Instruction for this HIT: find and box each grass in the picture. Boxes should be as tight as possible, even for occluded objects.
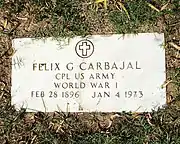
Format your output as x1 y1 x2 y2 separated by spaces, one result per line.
0 0 180 143
109 0 179 34
0 0 4 8
109 0 161 34
31 0 90 38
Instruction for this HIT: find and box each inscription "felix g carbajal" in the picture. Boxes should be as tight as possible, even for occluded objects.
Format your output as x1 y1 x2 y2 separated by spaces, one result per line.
32 61 141 71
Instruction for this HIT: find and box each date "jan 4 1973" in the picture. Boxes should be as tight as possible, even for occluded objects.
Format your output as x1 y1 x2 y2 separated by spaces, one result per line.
31 90 143 99
92 91 143 98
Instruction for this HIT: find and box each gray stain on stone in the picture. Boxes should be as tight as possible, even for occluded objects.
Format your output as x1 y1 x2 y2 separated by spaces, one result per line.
12 56 25 70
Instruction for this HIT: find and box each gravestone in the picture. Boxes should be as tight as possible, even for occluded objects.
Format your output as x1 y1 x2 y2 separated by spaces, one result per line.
11 33 166 112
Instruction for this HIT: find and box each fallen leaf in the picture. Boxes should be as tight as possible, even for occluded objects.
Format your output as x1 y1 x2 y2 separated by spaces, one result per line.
161 0 170 11
0 81 5 91
110 114 120 120
24 113 35 123
147 3 160 12
96 0 107 9
99 119 112 129
169 42 180 51
3 18 8 29
161 80 173 88
117 2 130 20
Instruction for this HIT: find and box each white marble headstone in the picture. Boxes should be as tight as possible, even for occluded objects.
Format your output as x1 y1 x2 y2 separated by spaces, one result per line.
11 33 166 112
